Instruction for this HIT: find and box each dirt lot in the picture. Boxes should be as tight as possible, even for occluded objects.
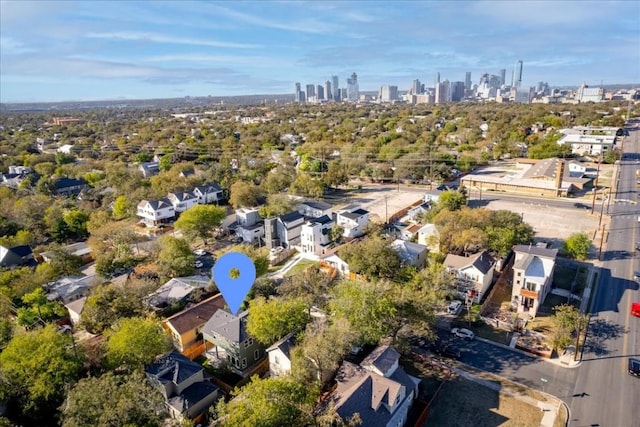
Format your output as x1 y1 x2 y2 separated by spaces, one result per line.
424 377 544 427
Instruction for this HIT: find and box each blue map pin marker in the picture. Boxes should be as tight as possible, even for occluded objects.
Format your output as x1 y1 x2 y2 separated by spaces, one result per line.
213 252 256 316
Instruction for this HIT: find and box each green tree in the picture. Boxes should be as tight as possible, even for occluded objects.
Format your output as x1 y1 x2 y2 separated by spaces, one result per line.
290 173 324 198
550 304 586 351
63 209 89 238
438 189 467 211
329 280 396 344
112 195 129 219
174 204 226 245
246 297 309 345
157 236 195 278
563 232 591 260
17 288 67 328
105 317 171 370
215 376 318 427
0 325 83 421
324 160 349 189
80 284 146 334
339 236 402 280
0 317 14 350
328 224 344 243
225 244 269 277
229 180 261 208
61 371 166 427
258 193 296 218
278 265 332 311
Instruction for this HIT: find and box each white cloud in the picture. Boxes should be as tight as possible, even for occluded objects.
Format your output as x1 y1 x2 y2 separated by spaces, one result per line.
85 31 261 49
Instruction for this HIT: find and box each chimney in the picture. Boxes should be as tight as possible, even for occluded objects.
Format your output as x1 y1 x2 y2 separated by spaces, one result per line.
555 159 565 195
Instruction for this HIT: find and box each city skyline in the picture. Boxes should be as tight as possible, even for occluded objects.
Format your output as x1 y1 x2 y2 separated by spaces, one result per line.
1 0 639 103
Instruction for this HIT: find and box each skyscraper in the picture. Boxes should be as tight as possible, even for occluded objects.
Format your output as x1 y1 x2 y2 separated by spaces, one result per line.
346 72 359 101
435 72 441 86
412 79 421 94
465 72 471 89
499 69 506 86
512 60 523 88
450 81 465 102
325 80 332 101
380 85 398 102
295 82 302 102
435 80 450 103
306 84 315 101
332 75 340 100
316 84 324 101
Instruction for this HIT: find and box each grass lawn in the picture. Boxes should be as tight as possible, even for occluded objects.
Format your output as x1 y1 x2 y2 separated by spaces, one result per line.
424 377 544 427
284 259 318 277
528 312 555 334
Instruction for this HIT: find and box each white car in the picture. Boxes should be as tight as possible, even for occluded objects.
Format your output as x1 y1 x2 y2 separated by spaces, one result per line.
451 328 475 340
194 260 204 268
448 300 463 315
193 249 206 256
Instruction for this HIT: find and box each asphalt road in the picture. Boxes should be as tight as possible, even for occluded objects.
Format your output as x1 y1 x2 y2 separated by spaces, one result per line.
567 121 640 427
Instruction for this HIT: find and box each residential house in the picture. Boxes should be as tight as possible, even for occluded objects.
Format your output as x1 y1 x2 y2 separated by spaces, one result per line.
567 160 587 178
423 189 443 203
163 294 226 359
321 253 350 277
300 215 335 257
7 165 32 175
444 250 496 303
146 350 220 423
417 224 440 253
41 241 93 265
511 245 558 317
137 198 176 226
0 245 34 268
147 275 211 309
139 162 160 178
266 332 297 377
65 297 87 326
336 205 370 239
54 177 88 197
0 166 32 189
179 169 195 178
395 223 422 241
201 310 266 378
264 211 305 249
193 183 224 205
45 274 103 304
390 239 428 268
297 200 333 219
316 345 420 427
167 191 199 213
407 201 431 222
234 208 264 245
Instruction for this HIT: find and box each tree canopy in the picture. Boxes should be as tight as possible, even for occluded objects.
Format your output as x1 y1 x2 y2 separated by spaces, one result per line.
105 317 171 370
174 204 226 244
246 296 309 345
562 232 591 260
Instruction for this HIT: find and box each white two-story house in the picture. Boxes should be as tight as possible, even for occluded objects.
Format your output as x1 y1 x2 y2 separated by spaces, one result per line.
193 183 224 205
297 200 333 219
167 191 199 213
336 205 370 239
444 250 496 303
235 208 265 245
137 198 176 226
511 245 558 317
300 215 335 257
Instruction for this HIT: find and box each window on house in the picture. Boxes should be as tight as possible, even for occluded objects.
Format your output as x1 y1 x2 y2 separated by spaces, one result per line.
242 358 247 369
248 337 253 346
517 272 522 277
254 350 260 360
274 355 280 365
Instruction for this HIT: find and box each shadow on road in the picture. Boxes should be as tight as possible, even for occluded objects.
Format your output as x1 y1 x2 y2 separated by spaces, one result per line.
582 317 629 357
591 268 639 314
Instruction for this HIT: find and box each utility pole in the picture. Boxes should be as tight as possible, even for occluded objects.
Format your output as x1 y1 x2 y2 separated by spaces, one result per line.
598 191 605 228
233 131 240 172
591 155 601 214
598 224 606 261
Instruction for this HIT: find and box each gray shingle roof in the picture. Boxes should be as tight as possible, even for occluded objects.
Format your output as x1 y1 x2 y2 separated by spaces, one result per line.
513 244 558 259
145 350 203 386
202 310 249 343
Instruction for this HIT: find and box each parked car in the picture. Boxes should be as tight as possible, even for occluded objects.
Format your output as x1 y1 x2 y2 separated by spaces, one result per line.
631 302 640 318
629 358 640 378
448 300 463 315
451 328 475 340
193 249 207 256
194 260 204 268
634 272 640 282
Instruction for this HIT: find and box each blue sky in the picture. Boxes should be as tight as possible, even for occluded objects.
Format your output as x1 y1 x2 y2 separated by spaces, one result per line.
1 0 639 103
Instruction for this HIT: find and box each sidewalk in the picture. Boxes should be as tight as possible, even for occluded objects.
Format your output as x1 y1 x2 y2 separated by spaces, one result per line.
474 335 581 368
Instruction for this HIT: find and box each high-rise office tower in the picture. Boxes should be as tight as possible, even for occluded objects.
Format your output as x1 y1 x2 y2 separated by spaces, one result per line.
512 60 523 88
316 84 324 101
380 85 398 102
306 84 315 101
489 74 501 89
435 72 441 85
465 72 471 89
346 72 359 101
332 75 340 100
450 81 465 102
324 80 332 100
499 69 506 86
340 88 347 100
295 82 302 102
435 80 450 103
412 79 421 94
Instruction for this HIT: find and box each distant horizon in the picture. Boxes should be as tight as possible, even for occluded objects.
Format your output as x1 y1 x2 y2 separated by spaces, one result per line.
2 82 639 106
2 1 639 103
